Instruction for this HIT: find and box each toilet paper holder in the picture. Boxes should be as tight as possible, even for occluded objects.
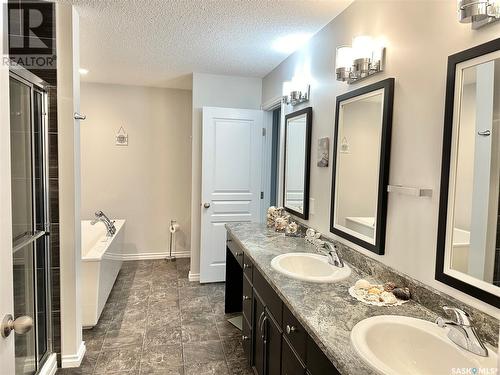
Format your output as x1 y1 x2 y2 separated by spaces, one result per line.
166 220 180 262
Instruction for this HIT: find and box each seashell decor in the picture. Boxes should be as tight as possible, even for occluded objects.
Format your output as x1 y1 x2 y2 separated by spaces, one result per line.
349 278 411 307
267 206 290 233
285 221 301 237
305 228 325 249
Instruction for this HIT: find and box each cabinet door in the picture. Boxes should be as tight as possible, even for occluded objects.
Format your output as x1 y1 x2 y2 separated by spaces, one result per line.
282 338 305 375
253 294 266 375
243 275 253 323
265 310 282 375
242 314 252 367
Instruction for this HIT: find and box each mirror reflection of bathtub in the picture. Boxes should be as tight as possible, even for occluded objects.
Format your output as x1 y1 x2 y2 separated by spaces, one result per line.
81 219 126 328
345 216 375 239
450 228 470 274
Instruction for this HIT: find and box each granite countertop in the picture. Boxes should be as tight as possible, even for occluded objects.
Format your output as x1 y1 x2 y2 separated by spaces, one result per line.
226 222 447 375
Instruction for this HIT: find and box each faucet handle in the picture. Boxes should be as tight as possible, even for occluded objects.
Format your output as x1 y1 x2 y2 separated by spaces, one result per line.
443 306 471 326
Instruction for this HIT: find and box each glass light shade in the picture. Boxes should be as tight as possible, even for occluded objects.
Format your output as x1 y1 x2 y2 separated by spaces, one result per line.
282 81 292 96
488 0 500 17
352 36 374 60
371 38 386 62
336 46 353 70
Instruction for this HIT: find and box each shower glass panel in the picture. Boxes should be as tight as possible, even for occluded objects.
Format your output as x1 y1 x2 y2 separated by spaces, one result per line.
10 71 52 375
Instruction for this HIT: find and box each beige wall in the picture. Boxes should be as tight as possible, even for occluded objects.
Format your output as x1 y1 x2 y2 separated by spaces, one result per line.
80 82 192 258
262 0 500 317
190 73 262 278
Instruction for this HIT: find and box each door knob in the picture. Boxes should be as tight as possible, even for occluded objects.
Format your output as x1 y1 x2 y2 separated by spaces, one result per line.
1 314 33 338
74 112 86 120
478 130 491 136
203 203 210 208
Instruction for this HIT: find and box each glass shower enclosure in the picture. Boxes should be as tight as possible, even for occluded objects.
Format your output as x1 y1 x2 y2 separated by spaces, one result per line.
9 66 53 374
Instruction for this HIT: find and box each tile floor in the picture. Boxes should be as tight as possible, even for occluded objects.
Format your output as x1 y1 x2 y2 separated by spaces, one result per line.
57 258 253 374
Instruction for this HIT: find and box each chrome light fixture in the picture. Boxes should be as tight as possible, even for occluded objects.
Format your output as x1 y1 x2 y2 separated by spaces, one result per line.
335 36 385 84
282 84 310 106
458 0 500 29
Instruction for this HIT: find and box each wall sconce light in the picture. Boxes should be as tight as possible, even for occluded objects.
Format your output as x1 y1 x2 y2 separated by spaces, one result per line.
458 0 500 29
335 36 385 84
282 83 310 106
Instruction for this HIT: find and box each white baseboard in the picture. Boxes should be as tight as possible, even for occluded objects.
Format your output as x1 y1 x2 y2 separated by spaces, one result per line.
114 250 191 261
188 271 200 281
61 341 86 368
39 353 57 375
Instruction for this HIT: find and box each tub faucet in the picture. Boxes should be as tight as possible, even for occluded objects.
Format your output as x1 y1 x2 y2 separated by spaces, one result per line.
436 306 488 357
319 242 344 268
91 210 116 236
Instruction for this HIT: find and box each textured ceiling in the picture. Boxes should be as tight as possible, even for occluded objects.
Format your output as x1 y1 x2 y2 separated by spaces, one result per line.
72 0 352 89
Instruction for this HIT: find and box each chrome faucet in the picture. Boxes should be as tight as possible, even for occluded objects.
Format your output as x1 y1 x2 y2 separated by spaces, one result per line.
91 210 116 236
436 306 488 357
319 242 344 268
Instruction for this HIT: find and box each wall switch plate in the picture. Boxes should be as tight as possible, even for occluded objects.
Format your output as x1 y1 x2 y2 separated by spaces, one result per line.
309 198 315 215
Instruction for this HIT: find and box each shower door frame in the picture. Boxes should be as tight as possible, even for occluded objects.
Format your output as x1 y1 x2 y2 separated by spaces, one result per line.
9 65 54 374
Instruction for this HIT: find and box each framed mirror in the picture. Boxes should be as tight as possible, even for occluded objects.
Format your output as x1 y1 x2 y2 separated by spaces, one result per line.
330 78 394 255
283 107 312 219
436 38 500 308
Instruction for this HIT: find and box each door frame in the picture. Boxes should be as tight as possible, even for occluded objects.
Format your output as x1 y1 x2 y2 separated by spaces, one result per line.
0 1 15 372
261 96 284 217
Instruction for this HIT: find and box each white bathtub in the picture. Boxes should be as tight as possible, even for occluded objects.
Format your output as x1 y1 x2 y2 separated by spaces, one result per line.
81 219 125 328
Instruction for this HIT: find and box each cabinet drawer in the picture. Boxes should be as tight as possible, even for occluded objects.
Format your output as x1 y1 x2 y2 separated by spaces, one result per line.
242 275 253 323
282 305 306 362
242 314 252 366
227 237 244 267
253 268 283 325
306 337 340 375
282 337 306 375
243 254 254 282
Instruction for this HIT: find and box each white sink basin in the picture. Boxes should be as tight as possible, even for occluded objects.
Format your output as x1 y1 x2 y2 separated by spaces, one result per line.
351 315 497 375
270 252 351 283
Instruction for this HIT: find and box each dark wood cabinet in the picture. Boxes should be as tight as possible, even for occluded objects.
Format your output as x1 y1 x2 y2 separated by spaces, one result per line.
282 337 306 375
225 230 340 375
306 336 341 375
253 293 282 375
242 313 252 367
243 275 253 323
282 304 307 363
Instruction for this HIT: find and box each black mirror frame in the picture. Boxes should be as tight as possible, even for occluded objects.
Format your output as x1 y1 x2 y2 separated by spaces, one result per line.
330 78 395 255
283 107 312 220
436 38 500 309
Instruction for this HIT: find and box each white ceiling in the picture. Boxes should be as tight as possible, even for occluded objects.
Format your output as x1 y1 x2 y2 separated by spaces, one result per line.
72 0 352 90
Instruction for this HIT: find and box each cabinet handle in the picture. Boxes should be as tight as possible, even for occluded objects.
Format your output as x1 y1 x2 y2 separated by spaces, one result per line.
235 252 243 257
258 312 266 335
243 263 251 270
286 324 296 334
242 335 249 341
243 295 250 301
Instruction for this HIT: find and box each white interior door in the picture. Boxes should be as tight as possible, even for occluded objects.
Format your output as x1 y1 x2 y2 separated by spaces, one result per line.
200 107 264 283
0 2 15 373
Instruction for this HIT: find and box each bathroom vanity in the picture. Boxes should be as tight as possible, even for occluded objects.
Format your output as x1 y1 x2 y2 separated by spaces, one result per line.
225 227 339 375
224 223 498 375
